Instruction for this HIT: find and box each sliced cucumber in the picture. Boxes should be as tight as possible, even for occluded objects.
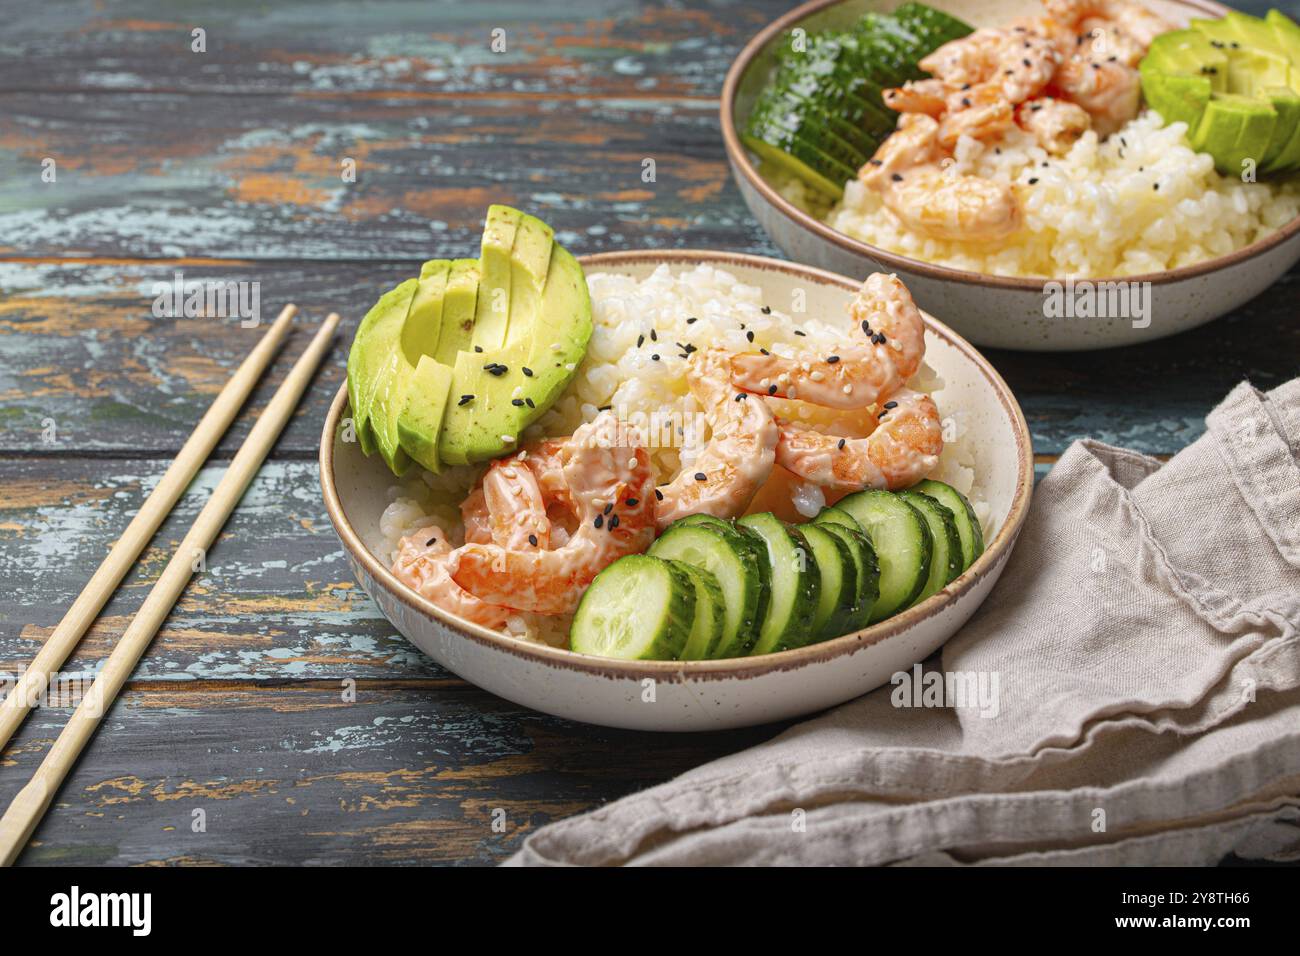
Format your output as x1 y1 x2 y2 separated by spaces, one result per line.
648 520 769 657
909 479 984 571
835 490 932 622
667 560 726 661
811 504 863 532
897 491 962 605
738 513 821 655
799 523 856 641
570 555 695 661
816 522 879 632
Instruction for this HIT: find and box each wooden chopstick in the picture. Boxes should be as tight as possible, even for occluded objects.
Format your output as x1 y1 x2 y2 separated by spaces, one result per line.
0 303 296 754
0 312 340 866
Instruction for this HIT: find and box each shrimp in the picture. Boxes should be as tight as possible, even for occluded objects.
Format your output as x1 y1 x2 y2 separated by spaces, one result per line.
859 113 943 188
1017 96 1091 154
451 412 657 615
392 525 516 629
655 349 778 532
882 164 1021 241
730 272 927 410
775 389 944 492
481 458 550 550
918 28 1008 86
988 30 1061 104
1052 52 1140 137
461 437 571 546
882 78 953 117
937 84 1015 149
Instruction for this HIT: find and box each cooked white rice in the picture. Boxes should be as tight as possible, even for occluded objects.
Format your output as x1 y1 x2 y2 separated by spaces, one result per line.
779 111 1300 279
378 264 990 643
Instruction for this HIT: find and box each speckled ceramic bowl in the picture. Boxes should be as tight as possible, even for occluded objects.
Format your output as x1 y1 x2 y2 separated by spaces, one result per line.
321 252 1034 731
722 0 1300 351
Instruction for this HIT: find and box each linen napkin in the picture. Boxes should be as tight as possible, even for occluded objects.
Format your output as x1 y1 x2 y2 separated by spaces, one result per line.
507 378 1300 866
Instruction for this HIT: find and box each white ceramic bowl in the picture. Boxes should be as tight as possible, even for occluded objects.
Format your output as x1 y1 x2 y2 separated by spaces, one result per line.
722 0 1300 351
320 252 1035 731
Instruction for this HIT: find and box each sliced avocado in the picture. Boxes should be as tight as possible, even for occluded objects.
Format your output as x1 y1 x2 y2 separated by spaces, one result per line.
1192 92 1277 175
438 241 591 465
397 355 455 473
1141 62 1212 129
1267 10 1300 69
432 259 479 367
346 278 417 457
470 205 522 352
505 213 554 349
401 260 450 361
1222 11 1287 57
370 348 413 475
1261 85 1300 171
1225 46 1291 96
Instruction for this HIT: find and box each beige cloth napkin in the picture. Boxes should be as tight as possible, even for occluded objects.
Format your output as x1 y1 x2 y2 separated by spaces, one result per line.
508 378 1300 866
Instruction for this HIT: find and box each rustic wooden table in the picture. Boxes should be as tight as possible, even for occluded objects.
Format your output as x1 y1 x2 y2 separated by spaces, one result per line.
0 0 1295 866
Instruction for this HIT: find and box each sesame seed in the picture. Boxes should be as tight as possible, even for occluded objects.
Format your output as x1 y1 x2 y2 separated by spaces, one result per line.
511 398 524 407
884 400 898 409
1028 177 1039 185
891 173 903 182
528 534 538 547
608 514 620 530
637 334 644 347
425 536 437 547
594 515 604 529
826 355 839 364
522 366 533 377
761 306 771 314
603 503 613 515
837 438 846 450
1153 182 1159 190
625 498 638 507
768 384 778 395
525 397 534 408
746 330 755 342
694 472 707 482
474 345 483 353
686 316 697 324
654 488 664 501
878 411 888 419
458 394 474 406
651 353 660 361
501 434 515 443
794 330 806 337
650 329 657 341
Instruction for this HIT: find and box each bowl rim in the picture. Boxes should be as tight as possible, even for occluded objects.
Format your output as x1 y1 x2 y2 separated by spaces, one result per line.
718 0 1299 289
319 249 1036 680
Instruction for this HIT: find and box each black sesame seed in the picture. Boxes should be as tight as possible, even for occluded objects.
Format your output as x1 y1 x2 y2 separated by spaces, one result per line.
598 404 611 412
768 384 778 395
794 330 806 337
1028 177 1039 185
878 411 888 419
868 158 883 166
654 488 664 501
861 320 871 335
603 503 613 515
891 173 904 182
594 515 604 529
826 355 840 364
522 366 533 377
528 534 538 547
458 394 474 406
650 329 657 341
625 498 639 507
961 97 972 107
525 397 535 408
425 536 438 547
473 345 483 353
884 400 898 409
608 514 620 530
1022 58 1031 67
637 334 644 347
686 316 698 324
761 305 772 314
694 472 707 482
746 330 755 343
837 438 846 450
759 348 769 356
651 353 660 361
511 398 524 407
1153 182 1159 190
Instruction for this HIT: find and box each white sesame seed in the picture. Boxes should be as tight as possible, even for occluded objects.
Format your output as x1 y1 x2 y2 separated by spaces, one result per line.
501 434 514 443
842 384 852 394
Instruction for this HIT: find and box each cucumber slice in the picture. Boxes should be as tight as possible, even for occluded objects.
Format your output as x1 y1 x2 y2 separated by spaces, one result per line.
909 479 984 571
738 513 821 655
570 555 695 660
667 560 726 661
816 522 879 632
892 2 975 51
897 491 962 605
811 504 863 532
649 520 769 657
835 490 932 622
799 523 856 640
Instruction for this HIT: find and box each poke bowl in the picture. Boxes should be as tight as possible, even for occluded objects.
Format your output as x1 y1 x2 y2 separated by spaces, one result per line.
320 226 1034 732
722 0 1300 351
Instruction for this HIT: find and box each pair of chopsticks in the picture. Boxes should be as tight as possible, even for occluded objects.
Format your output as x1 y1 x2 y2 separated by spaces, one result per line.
0 304 339 866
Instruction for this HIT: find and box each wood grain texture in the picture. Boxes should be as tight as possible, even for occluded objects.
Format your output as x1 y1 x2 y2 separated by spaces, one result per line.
0 682 780 865
1 261 1295 458
0 0 789 98
1 0 1296 866
0 91 759 262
